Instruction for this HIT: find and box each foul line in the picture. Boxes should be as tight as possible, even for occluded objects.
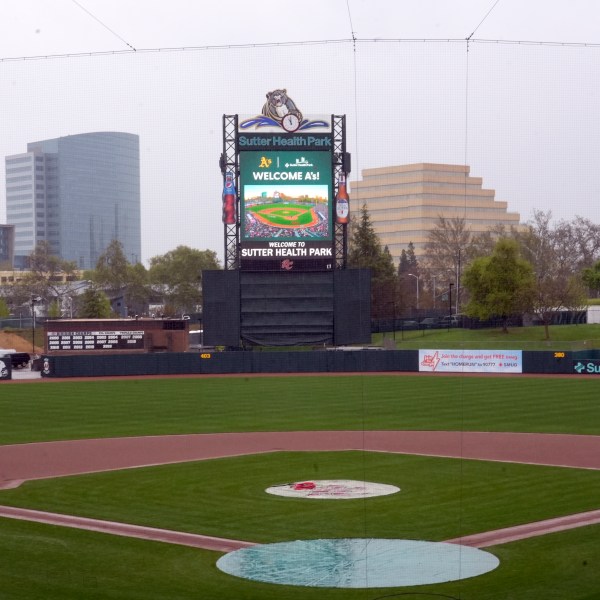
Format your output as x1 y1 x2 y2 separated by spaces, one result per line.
1 504 598 553
0 505 253 553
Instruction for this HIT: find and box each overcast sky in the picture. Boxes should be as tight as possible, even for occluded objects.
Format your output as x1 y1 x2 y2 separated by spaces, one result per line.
1 0 599 265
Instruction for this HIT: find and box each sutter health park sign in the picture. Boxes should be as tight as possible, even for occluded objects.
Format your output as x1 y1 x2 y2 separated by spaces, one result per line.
238 134 332 148
573 359 600 374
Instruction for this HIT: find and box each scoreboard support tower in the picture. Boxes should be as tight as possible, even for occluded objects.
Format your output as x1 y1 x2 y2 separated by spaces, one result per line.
220 113 349 271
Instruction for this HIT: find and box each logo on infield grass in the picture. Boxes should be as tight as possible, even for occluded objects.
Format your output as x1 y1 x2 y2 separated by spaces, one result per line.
266 479 400 499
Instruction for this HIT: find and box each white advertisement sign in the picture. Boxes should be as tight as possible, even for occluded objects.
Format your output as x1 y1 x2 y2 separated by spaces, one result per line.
419 349 523 373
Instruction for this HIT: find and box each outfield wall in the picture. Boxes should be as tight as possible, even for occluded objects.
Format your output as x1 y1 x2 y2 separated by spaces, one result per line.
39 349 587 378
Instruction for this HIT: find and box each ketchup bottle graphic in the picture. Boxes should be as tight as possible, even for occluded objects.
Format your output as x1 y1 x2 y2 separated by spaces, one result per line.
222 171 236 224
335 172 349 224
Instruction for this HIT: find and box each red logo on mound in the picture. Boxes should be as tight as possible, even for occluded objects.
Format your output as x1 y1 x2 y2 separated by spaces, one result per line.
293 481 316 490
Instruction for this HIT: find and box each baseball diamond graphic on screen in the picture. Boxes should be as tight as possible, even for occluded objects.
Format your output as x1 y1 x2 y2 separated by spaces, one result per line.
239 151 332 243
243 185 329 239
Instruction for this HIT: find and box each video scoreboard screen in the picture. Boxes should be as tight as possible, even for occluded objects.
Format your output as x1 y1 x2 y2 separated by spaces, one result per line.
235 112 335 272
238 150 333 270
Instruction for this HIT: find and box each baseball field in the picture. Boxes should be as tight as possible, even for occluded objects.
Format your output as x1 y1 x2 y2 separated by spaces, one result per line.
247 202 318 228
1 374 599 599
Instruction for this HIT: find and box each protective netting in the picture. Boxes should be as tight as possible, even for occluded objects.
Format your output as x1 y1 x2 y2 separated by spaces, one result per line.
2 40 597 261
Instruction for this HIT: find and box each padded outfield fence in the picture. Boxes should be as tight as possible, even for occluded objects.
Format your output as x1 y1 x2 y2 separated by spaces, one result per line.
36 349 600 378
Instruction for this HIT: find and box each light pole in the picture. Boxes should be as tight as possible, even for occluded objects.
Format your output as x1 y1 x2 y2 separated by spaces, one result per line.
456 248 461 316
445 268 457 314
408 273 419 310
431 275 437 309
30 296 38 355
30 295 43 354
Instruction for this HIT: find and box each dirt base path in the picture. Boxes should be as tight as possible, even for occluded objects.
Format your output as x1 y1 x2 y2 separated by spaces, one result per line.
1 430 599 551
2 431 600 487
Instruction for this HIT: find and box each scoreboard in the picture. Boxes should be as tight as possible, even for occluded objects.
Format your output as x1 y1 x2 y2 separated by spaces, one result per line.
47 330 145 351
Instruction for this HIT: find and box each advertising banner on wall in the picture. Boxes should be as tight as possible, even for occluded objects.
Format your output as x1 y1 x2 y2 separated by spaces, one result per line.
572 359 600 375
419 349 523 373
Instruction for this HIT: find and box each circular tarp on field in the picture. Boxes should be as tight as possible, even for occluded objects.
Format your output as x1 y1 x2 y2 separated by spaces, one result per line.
216 538 500 588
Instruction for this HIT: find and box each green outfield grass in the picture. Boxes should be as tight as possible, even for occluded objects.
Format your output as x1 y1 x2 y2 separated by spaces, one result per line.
1 375 599 599
1 375 599 445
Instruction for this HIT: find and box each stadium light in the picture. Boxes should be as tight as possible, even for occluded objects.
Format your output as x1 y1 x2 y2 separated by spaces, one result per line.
408 273 419 310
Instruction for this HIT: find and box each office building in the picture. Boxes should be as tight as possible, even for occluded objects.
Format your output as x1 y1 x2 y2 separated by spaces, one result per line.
0 225 14 269
5 132 140 269
350 163 521 262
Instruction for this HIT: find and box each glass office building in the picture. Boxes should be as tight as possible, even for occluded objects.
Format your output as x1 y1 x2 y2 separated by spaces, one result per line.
0 224 15 269
5 132 140 269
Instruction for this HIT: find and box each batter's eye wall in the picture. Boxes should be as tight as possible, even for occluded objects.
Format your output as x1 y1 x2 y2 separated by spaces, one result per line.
203 269 241 347
333 269 371 346
203 269 371 347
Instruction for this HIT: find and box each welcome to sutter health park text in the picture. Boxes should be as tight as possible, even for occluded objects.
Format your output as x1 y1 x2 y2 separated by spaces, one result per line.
241 241 332 257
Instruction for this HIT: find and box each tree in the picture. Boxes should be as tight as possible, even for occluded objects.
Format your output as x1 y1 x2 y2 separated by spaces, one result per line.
462 238 536 333
470 223 512 258
91 240 130 290
515 211 588 339
397 242 420 312
398 249 409 276
423 216 473 312
126 262 152 316
89 240 151 316
11 242 79 313
78 287 113 318
0 297 9 318
552 216 600 271
582 260 600 297
404 242 418 275
47 299 62 319
148 246 221 315
348 204 397 319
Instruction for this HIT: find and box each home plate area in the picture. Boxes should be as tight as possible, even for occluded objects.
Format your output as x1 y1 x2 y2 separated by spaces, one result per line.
216 538 500 588
216 479 500 588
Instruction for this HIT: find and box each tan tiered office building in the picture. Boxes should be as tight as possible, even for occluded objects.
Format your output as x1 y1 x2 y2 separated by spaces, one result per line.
349 163 521 262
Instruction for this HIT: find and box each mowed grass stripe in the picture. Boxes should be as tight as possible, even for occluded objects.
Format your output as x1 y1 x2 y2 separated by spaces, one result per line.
2 374 600 599
1 452 599 543
1 375 599 445
1 514 597 600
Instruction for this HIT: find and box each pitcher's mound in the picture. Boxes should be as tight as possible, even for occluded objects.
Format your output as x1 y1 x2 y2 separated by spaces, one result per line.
266 479 400 499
